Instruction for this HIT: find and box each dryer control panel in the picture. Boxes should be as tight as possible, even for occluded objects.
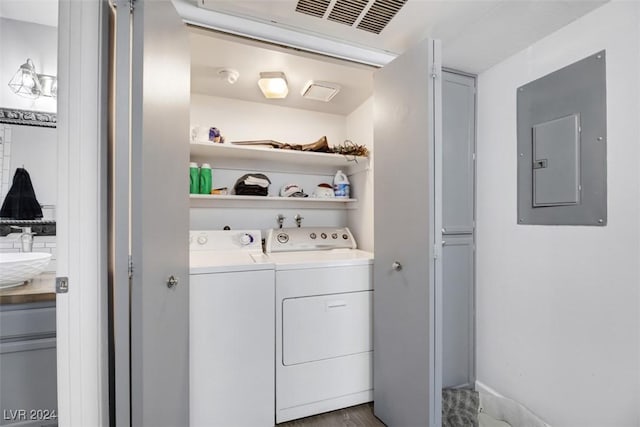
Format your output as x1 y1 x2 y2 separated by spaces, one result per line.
265 227 356 253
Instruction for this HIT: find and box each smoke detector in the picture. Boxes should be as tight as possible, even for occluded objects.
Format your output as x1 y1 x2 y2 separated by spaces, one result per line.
218 68 240 84
301 80 341 102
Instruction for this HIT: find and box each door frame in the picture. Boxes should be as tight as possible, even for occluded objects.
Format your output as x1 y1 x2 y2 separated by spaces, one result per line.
56 3 451 425
433 42 444 427
56 0 110 425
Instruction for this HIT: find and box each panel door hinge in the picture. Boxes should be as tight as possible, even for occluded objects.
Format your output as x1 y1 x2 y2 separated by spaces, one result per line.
433 243 439 259
128 255 134 279
431 64 439 80
472 153 476 161
112 0 135 12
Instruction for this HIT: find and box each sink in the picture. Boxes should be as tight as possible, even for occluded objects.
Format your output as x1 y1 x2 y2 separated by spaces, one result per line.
0 252 52 289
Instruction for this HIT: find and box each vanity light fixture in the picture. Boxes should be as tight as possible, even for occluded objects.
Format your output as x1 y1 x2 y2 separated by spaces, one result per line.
7 58 57 99
258 71 288 99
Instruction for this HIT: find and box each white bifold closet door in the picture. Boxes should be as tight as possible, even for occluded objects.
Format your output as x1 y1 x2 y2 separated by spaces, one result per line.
373 38 443 427
442 71 476 389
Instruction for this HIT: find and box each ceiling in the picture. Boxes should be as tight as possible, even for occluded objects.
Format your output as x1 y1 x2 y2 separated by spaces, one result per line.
189 27 375 115
190 0 607 115
197 0 608 73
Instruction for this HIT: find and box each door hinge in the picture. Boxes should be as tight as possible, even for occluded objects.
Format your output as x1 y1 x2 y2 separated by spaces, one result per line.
128 255 134 279
433 243 439 259
112 0 135 12
431 64 439 80
472 153 476 161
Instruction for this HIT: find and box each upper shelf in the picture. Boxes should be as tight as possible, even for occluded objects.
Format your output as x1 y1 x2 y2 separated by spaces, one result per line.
189 142 369 175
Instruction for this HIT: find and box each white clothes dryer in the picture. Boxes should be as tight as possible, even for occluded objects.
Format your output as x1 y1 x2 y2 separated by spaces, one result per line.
189 229 274 427
262 227 374 423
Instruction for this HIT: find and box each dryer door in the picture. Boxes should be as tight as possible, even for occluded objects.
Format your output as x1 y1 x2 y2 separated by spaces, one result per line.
282 290 373 366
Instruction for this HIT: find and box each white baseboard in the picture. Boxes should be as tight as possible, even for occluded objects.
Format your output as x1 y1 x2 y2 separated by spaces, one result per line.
475 380 505 398
474 381 552 427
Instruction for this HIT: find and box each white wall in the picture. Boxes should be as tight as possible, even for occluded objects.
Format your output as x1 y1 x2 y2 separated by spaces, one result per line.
191 94 346 146
0 18 57 113
476 2 640 426
346 97 374 252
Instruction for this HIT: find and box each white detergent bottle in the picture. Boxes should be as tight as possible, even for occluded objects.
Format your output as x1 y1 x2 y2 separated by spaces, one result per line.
333 170 350 198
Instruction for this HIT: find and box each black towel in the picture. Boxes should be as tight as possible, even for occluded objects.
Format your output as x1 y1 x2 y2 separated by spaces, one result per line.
233 173 271 197
0 168 43 220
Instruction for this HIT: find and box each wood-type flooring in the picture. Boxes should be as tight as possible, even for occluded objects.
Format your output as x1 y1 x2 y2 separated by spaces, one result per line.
278 403 386 427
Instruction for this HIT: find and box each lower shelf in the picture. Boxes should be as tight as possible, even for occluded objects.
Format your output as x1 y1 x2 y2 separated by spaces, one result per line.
190 194 358 209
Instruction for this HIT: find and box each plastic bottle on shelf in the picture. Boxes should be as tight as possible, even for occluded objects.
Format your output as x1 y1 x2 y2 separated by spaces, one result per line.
333 170 350 199
199 163 212 195
190 162 200 194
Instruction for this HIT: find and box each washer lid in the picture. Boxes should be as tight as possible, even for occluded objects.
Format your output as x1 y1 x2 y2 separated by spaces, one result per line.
190 252 273 274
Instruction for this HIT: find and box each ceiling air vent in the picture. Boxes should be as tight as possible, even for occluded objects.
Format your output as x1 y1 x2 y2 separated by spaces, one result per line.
295 0 407 35
328 0 369 26
301 80 341 102
357 0 407 34
295 0 331 18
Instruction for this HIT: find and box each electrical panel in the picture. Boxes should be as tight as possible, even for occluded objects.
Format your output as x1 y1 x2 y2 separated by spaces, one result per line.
517 51 607 226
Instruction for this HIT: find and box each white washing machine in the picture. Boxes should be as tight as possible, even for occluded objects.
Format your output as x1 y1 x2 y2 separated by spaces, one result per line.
263 227 374 423
189 229 274 427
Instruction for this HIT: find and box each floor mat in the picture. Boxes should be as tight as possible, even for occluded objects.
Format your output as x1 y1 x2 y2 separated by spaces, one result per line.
442 388 479 427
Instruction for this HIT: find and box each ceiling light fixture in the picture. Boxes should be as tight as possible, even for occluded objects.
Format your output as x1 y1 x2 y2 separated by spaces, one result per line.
258 72 288 99
301 80 341 102
7 58 57 99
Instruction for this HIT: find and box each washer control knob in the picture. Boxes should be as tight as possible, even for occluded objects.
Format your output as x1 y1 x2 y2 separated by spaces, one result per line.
197 235 208 245
342 234 349 240
331 233 338 239
240 233 254 246
310 232 317 239
320 233 327 239
277 233 289 244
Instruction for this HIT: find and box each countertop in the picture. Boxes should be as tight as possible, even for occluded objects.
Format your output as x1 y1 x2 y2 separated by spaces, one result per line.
0 272 56 304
